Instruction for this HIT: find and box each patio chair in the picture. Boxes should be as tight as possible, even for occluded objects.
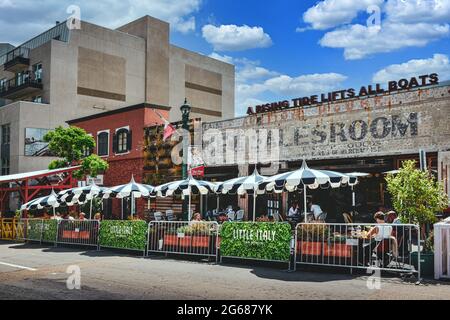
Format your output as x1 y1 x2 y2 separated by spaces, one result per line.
166 210 175 221
154 212 164 222
343 213 353 224
235 210 244 221
316 212 327 221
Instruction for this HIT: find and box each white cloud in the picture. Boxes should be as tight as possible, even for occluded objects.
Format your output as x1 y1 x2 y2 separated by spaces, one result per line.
202 24 273 51
208 53 347 116
208 52 234 64
235 71 348 116
0 0 201 45
385 0 450 24
303 0 384 30
257 73 348 96
320 22 449 60
373 54 450 83
209 53 279 83
302 0 450 60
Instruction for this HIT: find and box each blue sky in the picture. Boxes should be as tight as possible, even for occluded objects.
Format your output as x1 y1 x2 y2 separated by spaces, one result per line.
1 0 449 116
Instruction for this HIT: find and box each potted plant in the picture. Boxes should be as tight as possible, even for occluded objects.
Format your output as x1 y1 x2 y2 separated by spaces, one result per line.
163 225 179 247
386 160 448 277
325 233 353 258
297 223 330 256
190 223 215 249
176 225 193 247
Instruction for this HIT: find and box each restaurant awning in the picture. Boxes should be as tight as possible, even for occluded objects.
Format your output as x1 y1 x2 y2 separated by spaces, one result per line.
0 166 79 214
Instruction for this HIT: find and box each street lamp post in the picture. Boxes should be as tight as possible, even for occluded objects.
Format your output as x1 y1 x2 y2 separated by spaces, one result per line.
180 98 191 220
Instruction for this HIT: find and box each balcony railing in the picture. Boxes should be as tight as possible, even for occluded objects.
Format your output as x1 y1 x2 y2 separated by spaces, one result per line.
1 47 30 72
0 71 43 99
1 21 70 68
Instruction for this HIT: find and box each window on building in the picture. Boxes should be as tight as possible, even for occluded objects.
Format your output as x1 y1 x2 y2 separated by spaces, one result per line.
267 196 280 218
33 63 43 82
1 158 9 175
97 131 109 156
32 96 43 103
114 128 132 154
0 78 6 91
1 124 11 176
2 124 10 145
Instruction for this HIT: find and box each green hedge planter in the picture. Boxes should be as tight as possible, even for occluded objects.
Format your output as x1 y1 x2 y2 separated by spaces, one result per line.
41 220 57 243
26 220 44 241
99 220 148 251
220 222 292 262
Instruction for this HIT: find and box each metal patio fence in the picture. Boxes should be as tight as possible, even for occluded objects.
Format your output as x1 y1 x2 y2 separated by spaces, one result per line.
56 220 100 248
147 221 219 260
294 222 421 279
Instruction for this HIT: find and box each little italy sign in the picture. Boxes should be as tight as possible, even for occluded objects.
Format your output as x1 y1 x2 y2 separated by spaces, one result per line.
233 229 276 242
220 223 292 262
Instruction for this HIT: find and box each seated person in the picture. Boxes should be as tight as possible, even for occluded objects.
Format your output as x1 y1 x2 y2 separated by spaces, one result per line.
191 212 203 222
307 197 323 220
367 212 393 241
217 213 229 224
287 202 300 219
361 212 396 265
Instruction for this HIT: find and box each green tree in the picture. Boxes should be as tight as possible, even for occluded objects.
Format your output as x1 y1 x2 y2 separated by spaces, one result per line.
386 160 448 225
44 126 108 179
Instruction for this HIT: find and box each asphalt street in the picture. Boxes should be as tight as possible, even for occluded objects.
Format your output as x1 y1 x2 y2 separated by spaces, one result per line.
0 241 449 300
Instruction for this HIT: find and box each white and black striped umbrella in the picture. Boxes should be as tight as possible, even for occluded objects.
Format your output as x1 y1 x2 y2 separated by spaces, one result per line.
261 160 357 223
155 175 217 197
215 169 267 222
154 176 217 220
215 169 267 195
58 182 112 202
109 176 155 199
261 160 357 193
20 190 61 212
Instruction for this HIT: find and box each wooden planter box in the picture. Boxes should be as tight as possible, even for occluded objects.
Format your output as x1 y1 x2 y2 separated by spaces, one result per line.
179 236 192 247
298 241 322 256
62 230 90 240
164 235 178 246
62 230 74 239
324 243 352 258
78 231 90 240
192 236 210 248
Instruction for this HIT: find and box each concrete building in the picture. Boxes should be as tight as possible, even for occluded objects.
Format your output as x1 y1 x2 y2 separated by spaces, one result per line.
0 16 235 175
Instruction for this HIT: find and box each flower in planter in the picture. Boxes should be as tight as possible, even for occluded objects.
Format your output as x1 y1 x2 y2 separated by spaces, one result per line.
298 224 330 241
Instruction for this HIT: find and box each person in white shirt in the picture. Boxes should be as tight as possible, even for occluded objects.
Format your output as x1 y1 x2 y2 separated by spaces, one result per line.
288 202 299 218
307 198 323 220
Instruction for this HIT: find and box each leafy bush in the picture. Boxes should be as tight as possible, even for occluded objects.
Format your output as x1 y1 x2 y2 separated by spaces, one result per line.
386 160 448 225
297 224 330 241
99 220 148 250
176 223 216 236
220 222 292 261
42 220 57 243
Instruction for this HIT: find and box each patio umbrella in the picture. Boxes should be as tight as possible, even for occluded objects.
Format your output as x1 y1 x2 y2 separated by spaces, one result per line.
347 172 370 207
58 182 112 219
384 169 400 175
261 160 358 223
154 175 217 220
109 176 155 219
214 169 267 222
20 190 61 217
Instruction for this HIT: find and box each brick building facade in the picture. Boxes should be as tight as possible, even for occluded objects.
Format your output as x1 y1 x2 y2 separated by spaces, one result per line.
67 103 169 218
